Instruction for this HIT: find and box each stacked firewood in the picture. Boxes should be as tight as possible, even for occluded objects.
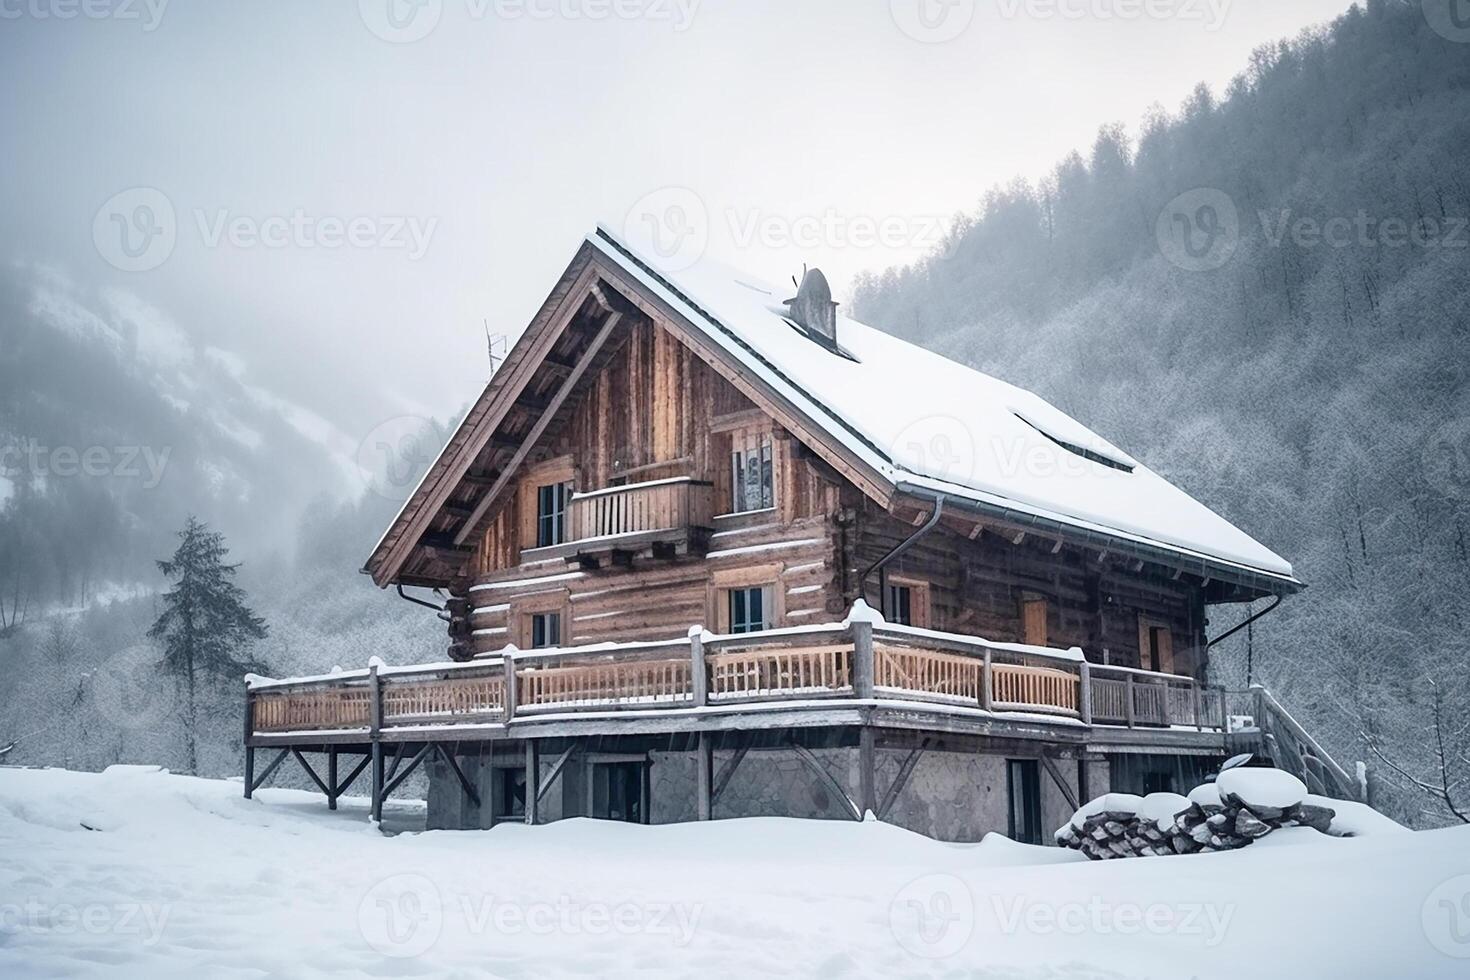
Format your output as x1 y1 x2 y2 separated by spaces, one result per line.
1054 769 1338 860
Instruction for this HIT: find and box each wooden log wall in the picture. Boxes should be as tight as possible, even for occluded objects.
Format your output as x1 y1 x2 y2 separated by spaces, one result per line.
854 501 1207 677
450 314 1209 678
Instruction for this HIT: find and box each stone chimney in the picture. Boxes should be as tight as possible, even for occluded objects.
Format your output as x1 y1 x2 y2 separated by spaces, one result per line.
784 267 839 350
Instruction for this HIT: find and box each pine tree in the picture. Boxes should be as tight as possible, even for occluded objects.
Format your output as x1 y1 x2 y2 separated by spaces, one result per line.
148 517 268 773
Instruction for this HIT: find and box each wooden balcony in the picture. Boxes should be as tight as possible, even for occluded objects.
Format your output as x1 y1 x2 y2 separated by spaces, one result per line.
535 477 714 567
246 619 1236 746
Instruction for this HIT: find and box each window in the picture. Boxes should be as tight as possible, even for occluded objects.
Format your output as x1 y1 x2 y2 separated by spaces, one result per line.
886 584 913 626
727 586 771 634
883 578 929 627
1007 759 1042 845
531 612 561 649
730 432 774 513
1021 596 1048 646
536 481 572 547
495 767 526 820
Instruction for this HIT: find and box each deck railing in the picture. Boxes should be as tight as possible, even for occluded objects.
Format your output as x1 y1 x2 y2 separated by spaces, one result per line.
246 618 1231 737
566 477 714 543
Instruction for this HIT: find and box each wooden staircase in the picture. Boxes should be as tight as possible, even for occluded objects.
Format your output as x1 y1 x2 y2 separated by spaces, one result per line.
1231 685 1364 802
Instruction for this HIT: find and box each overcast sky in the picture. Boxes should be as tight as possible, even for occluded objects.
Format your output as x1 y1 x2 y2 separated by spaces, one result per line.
2 0 1360 490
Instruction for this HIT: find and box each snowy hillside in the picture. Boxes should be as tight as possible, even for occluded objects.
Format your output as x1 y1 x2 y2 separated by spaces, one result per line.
0 766 1466 978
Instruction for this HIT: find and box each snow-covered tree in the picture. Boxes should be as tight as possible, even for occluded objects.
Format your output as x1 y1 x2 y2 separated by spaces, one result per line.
148 517 268 773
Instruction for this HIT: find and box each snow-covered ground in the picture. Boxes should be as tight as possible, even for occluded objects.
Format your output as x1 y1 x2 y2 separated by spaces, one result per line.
0 766 1467 978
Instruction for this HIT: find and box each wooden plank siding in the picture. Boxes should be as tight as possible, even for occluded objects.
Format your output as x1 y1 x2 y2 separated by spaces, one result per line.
448 309 1210 684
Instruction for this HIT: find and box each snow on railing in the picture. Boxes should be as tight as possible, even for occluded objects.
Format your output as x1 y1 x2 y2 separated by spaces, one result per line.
244 602 1225 736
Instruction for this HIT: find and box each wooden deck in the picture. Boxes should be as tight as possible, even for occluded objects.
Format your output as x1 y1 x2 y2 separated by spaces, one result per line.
246 620 1239 749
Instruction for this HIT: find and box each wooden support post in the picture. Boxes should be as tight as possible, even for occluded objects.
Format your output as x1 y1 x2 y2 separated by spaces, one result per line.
370 742 384 824
369 661 384 824
858 727 877 818
1078 659 1093 726
242 681 256 799
690 629 708 708
1191 681 1202 731
1125 672 1136 728
503 652 518 721
981 648 994 711
852 620 874 699
327 748 339 810
525 740 539 826
696 731 713 821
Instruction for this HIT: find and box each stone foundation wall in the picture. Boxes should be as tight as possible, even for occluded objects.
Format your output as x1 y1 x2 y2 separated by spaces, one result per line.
425 738 1197 844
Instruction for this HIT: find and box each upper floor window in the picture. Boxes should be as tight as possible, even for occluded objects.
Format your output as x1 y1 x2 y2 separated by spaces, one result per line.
727 586 771 634
884 578 930 628
730 431 774 513
531 612 561 649
536 482 572 547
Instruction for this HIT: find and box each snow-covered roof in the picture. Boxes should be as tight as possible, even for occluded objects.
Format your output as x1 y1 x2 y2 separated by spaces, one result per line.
589 226 1298 589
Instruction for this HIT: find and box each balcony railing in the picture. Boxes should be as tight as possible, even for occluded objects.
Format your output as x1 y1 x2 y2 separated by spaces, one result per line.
246 617 1233 738
567 477 713 542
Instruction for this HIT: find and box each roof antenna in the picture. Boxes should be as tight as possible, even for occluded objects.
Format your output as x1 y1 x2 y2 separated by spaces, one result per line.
485 320 506 377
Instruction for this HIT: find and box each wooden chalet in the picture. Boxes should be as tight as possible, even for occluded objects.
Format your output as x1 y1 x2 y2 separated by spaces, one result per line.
242 227 1359 840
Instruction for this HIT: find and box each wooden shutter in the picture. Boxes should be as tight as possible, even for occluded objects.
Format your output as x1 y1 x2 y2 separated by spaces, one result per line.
1022 596 1048 646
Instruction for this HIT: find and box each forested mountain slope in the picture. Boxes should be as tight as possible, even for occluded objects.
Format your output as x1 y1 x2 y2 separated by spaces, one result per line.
853 0 1470 826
